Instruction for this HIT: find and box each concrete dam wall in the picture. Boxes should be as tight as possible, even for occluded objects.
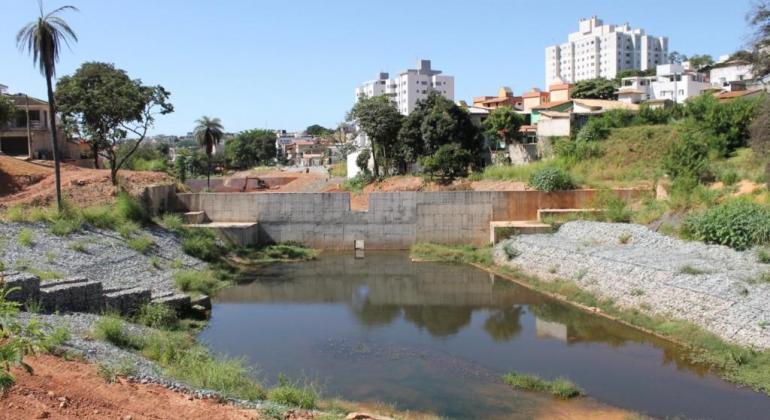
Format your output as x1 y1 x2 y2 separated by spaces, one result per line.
175 189 643 249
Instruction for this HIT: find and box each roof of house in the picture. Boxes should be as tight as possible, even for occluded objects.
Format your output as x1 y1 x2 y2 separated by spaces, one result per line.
616 89 646 95
531 100 572 110
539 111 571 119
713 89 764 101
4 93 48 107
573 99 640 111
519 125 537 132
522 90 547 99
549 83 573 91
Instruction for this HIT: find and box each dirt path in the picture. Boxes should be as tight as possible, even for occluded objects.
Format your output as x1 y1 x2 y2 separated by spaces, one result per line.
1 355 263 420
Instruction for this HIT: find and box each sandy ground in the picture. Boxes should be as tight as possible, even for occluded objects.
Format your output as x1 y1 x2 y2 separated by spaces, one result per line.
1 355 263 420
0 156 171 208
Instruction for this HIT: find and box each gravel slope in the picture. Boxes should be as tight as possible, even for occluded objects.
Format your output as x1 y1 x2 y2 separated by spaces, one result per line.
495 221 770 349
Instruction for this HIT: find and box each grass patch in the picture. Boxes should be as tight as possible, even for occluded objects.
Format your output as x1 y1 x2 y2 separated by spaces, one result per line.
69 240 88 253
25 267 63 281
181 228 224 262
267 375 318 409
329 163 346 178
678 265 709 275
81 205 119 229
158 213 184 232
92 316 145 350
236 242 319 263
411 242 770 395
173 269 223 296
135 303 178 330
410 242 492 266
127 235 154 254
117 220 140 239
618 232 632 244
17 228 34 247
502 371 583 399
97 359 137 383
757 248 770 264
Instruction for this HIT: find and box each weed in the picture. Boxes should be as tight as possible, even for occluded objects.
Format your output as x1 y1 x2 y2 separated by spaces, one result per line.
127 235 154 254
181 229 223 262
760 321 769 329
92 316 144 350
678 265 709 275
502 243 520 260
630 288 645 297
158 213 184 232
502 371 583 399
25 267 63 281
548 265 558 274
618 232 632 244
69 240 88 253
48 216 83 236
574 268 589 281
97 359 138 383
117 221 140 239
149 257 163 269
267 374 318 409
45 251 56 264
173 270 223 296
114 192 148 223
747 272 770 285
17 228 34 247
757 248 770 264
170 258 185 269
136 303 178 330
262 406 287 420
81 206 119 229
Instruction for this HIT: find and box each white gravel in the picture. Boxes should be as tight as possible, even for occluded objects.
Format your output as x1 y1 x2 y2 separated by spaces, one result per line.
495 221 770 349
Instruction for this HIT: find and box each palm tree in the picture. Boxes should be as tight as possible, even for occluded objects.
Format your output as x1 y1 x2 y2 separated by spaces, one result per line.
17 2 78 211
194 116 224 189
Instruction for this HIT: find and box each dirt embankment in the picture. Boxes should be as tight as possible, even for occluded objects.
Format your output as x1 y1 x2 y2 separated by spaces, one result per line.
2 355 261 420
0 156 171 208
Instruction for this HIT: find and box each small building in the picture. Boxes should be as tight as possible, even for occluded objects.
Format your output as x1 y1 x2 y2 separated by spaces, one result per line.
0 89 78 159
472 87 523 110
548 82 574 103
521 88 550 111
651 63 711 104
710 59 754 91
616 76 656 104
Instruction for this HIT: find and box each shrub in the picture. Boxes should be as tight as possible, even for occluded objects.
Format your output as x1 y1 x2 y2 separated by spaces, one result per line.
92 316 144 350
662 132 710 186
173 269 222 296
758 248 770 264
553 139 603 164
159 213 184 232
114 192 148 224
419 143 472 183
528 166 575 192
127 235 154 254
683 200 770 250
97 359 137 383
342 172 374 193
82 206 118 229
136 303 178 330
267 375 318 409
355 149 371 173
502 243 520 259
48 213 84 236
17 228 34 247
594 191 631 223
181 229 223 262
575 118 610 142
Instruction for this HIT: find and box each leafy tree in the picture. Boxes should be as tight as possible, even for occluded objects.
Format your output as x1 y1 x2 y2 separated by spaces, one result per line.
356 148 371 174
483 106 525 147
0 95 15 127
688 54 715 70
570 78 617 100
17 3 78 211
224 129 276 169
662 131 710 189
684 93 761 156
668 51 688 64
419 143 472 183
396 92 482 172
748 0 770 78
175 150 189 182
614 69 655 83
56 62 173 184
750 96 770 186
528 166 575 192
350 95 403 176
305 124 333 136
194 116 224 188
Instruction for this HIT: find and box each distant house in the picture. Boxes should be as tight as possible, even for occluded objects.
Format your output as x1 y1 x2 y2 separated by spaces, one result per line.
0 86 79 159
472 87 523 110
534 99 639 138
521 88 550 111
710 59 754 91
617 63 711 105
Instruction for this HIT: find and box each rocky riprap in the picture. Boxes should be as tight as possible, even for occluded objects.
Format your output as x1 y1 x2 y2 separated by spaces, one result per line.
495 221 770 349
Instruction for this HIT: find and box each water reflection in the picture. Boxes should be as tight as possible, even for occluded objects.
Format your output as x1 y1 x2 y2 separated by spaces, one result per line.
204 252 770 420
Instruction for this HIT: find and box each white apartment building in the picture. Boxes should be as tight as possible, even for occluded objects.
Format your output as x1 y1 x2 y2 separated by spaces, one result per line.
617 63 711 104
354 59 454 115
710 60 755 91
545 16 668 87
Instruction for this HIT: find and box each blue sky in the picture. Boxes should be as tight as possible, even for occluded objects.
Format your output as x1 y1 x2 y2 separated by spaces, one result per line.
1 0 756 135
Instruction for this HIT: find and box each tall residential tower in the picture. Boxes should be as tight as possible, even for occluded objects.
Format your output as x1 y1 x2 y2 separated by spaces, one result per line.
545 16 668 87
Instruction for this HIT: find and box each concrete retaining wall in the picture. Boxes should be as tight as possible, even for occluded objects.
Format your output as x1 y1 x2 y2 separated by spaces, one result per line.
175 189 646 249
142 184 176 216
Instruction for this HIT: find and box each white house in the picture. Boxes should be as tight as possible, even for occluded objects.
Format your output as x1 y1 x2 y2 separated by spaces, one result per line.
545 16 668 87
617 63 711 104
710 59 754 91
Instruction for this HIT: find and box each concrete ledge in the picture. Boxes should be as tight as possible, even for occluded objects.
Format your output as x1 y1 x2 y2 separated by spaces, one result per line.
490 221 553 244
537 208 604 222
151 292 192 313
183 211 207 224
186 222 259 247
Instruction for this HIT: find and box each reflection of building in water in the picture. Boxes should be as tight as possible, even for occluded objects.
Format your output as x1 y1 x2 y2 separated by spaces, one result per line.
535 317 568 341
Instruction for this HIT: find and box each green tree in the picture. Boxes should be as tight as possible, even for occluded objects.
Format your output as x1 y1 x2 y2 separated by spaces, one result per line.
349 95 403 176
748 0 770 78
56 62 173 184
483 106 525 147
224 129 276 169
570 78 617 100
684 93 761 156
194 116 224 188
16 3 78 211
688 54 715 70
662 131 710 189
305 124 333 136
419 143 472 183
668 51 688 64
356 148 371 174
0 95 15 127
750 96 770 186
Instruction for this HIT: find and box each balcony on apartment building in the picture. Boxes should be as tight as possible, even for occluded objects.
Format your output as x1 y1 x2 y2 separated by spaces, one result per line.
4 110 48 131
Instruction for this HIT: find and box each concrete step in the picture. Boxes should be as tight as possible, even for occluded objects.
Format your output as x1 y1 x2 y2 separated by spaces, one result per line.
490 221 553 244
183 211 207 224
151 292 192 313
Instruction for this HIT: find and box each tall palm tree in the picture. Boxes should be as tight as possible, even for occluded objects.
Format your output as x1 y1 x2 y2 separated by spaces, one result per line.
194 116 224 189
17 2 78 211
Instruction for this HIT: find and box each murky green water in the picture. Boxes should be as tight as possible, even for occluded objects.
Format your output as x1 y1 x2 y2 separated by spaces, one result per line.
199 252 770 419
